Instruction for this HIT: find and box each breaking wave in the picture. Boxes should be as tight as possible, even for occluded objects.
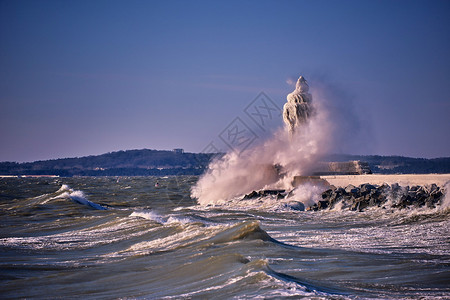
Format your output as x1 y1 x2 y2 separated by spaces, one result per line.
50 184 107 210
192 87 334 206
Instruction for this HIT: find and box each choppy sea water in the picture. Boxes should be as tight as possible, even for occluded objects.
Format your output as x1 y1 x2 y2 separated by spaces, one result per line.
0 176 449 299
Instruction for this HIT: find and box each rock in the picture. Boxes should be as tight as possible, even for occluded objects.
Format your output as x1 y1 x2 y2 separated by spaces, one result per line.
335 187 346 196
261 189 286 196
414 187 428 207
351 196 370 211
285 181 445 212
345 184 361 198
425 198 435 208
321 189 334 200
243 191 259 199
307 204 318 211
379 183 391 192
410 185 419 192
430 184 439 194
430 188 443 204
391 183 401 192
360 183 377 195
394 194 413 209
369 196 381 207
243 189 286 200
329 188 347 209
318 200 329 210
424 187 443 208
345 184 357 194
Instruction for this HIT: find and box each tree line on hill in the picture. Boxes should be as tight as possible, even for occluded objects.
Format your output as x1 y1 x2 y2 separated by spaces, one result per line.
0 149 215 176
0 149 449 176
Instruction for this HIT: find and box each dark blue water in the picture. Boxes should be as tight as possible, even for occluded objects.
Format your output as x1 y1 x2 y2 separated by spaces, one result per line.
1 176 449 299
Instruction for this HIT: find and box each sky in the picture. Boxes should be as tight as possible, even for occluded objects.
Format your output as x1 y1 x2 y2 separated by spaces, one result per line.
1 0 449 162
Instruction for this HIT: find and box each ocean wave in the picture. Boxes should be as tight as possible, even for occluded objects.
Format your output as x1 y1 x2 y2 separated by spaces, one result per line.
118 220 285 258
56 184 71 193
205 220 278 245
67 190 107 210
46 185 107 210
130 210 203 225
159 254 336 299
0 217 152 252
4 184 106 212
120 223 209 255
2 176 448 299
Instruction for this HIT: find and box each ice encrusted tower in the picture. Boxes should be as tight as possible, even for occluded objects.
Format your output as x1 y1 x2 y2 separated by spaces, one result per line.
282 76 314 135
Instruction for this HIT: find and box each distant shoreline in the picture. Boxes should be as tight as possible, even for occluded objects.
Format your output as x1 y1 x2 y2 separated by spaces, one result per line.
0 175 60 178
1 149 449 177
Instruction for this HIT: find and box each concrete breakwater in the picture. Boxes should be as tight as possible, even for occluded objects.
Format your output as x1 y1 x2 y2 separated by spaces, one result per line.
320 174 450 187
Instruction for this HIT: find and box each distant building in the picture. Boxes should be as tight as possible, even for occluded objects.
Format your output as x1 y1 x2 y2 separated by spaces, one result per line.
173 148 184 154
312 161 372 175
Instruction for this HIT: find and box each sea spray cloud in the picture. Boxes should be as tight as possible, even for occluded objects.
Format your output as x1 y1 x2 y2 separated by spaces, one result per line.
192 77 336 205
312 79 373 155
441 181 450 210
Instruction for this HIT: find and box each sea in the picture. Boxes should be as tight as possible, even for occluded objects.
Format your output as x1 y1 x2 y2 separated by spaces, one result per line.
1 176 449 299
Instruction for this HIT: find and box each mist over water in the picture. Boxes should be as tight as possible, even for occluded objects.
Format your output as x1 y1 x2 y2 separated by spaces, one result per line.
192 77 336 205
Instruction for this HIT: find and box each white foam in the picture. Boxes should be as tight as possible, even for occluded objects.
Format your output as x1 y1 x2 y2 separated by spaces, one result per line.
57 184 71 193
161 259 324 299
68 190 106 210
122 222 226 256
288 183 324 208
0 217 149 251
440 181 450 210
270 209 450 256
47 185 106 210
130 210 194 225
192 81 335 206
130 210 166 223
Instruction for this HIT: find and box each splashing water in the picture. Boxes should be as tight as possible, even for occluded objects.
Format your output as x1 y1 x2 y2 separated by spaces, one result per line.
192 76 334 205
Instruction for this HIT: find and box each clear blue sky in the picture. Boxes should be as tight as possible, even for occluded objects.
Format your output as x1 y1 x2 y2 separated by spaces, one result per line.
1 0 449 162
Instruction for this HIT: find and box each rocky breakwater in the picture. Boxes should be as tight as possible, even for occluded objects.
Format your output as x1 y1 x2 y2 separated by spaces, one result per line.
311 183 445 211
241 183 446 212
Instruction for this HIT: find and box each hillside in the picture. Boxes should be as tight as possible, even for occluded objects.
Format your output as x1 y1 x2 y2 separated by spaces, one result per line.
0 149 216 176
0 150 449 177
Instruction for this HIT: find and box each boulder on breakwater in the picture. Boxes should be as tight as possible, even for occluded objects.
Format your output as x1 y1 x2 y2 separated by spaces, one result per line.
243 189 286 200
